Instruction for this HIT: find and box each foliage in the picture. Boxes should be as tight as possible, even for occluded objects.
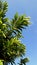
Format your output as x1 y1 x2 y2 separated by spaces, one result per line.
19 58 29 65
0 60 3 65
0 0 30 65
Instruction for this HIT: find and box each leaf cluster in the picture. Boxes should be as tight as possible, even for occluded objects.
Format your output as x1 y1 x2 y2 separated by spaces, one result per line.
0 0 30 65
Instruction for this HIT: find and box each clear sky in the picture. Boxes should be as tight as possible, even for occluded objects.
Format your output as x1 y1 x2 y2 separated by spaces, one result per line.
5 0 37 65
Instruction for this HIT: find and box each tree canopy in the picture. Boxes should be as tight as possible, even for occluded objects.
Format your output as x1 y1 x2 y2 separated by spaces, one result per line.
0 0 30 65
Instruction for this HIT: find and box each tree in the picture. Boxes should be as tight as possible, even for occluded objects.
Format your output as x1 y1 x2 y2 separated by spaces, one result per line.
0 0 30 65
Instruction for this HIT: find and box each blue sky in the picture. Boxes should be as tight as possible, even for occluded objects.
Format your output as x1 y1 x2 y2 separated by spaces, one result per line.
5 0 37 65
